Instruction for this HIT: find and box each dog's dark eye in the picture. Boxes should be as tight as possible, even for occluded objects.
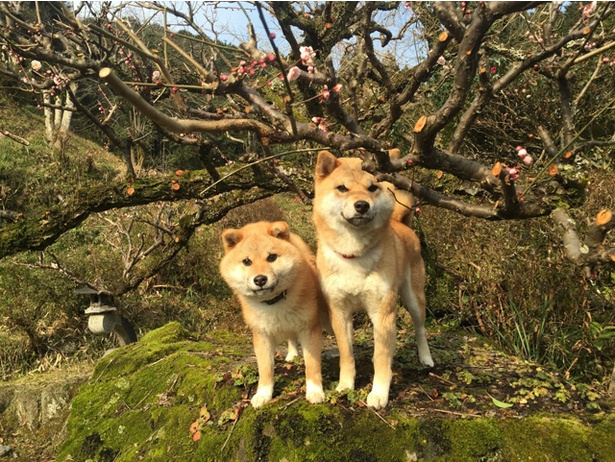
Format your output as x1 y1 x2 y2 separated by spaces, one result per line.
242 258 252 266
368 184 379 192
337 185 348 193
267 253 278 263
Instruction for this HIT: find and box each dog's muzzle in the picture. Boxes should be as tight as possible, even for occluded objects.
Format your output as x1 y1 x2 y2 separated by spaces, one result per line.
345 200 373 225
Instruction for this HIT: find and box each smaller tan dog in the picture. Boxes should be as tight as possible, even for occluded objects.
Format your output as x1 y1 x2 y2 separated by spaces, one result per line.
219 221 327 408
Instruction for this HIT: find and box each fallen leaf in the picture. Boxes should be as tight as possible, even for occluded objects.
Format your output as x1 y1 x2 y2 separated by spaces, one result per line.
199 405 211 422
487 393 513 408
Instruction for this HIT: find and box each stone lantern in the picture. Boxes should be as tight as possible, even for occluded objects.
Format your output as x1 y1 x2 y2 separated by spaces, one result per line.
75 286 137 346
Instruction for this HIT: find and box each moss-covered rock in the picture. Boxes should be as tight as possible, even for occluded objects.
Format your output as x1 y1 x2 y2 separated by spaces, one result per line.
55 322 615 462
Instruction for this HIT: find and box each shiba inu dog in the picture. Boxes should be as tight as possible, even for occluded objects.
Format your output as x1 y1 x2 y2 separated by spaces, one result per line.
313 150 434 410
219 221 327 408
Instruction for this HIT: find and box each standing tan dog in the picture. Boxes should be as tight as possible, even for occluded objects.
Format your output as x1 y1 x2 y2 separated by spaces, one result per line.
219 221 326 408
313 151 433 409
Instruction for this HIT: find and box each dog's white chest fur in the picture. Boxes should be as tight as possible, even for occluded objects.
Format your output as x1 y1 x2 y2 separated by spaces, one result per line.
320 244 393 311
243 297 310 339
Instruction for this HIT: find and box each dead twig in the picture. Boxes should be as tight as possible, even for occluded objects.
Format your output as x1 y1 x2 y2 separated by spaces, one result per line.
1 130 30 145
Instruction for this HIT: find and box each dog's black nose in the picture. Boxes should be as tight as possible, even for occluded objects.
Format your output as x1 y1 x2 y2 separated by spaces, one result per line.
253 275 268 287
354 200 370 214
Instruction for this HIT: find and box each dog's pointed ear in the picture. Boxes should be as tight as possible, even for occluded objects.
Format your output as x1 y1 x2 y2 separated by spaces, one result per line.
315 150 339 180
221 229 243 252
269 221 290 241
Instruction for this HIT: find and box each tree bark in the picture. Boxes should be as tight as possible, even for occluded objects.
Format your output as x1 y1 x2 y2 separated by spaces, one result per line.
0 168 284 260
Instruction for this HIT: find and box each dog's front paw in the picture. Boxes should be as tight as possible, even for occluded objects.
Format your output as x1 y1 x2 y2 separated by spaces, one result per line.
306 388 325 404
251 387 273 408
306 379 325 404
366 390 388 410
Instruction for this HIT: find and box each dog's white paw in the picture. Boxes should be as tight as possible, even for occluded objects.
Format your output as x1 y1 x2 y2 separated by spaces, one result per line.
250 387 273 408
306 389 325 404
285 340 299 362
306 380 325 404
366 390 388 410
335 380 354 393
251 393 271 408
420 354 434 368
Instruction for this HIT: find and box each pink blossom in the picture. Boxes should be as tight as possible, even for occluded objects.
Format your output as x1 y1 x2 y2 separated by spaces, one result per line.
490 66 497 74
517 148 528 158
269 32 276 39
437 56 446 66
31 60 42 71
311 116 328 132
220 74 228 81
152 70 160 81
332 83 343 94
300 46 315 67
287 66 301 81
268 53 276 62
320 85 330 100
522 155 533 165
581 1 596 20
307 66 314 73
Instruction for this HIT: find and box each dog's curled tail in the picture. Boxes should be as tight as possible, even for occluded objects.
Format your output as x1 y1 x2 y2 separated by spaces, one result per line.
389 186 415 228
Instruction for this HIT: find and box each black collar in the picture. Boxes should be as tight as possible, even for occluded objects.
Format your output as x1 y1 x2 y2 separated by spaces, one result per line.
263 290 287 305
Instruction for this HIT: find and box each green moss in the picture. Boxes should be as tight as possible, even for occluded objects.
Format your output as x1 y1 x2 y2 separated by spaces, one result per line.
497 416 607 462
56 323 615 462
57 322 248 462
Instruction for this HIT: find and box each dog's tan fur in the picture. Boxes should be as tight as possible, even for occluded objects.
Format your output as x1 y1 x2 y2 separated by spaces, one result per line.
219 221 326 407
313 151 433 409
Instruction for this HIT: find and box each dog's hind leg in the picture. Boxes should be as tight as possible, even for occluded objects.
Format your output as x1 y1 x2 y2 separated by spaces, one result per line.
285 338 299 362
401 277 434 367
